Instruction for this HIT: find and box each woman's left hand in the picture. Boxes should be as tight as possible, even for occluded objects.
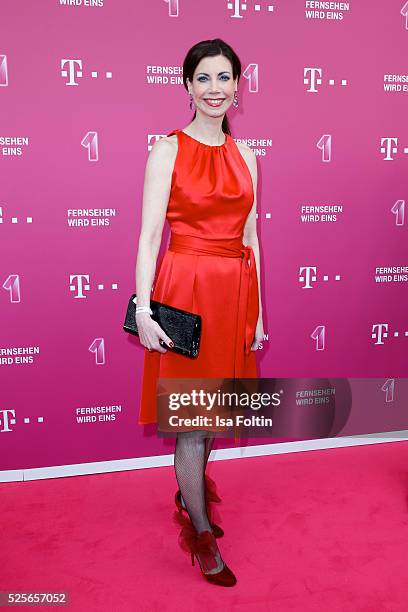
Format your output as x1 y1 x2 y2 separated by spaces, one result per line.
250 316 264 351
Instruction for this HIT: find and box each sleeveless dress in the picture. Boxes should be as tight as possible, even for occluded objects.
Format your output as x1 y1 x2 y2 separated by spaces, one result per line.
138 128 259 425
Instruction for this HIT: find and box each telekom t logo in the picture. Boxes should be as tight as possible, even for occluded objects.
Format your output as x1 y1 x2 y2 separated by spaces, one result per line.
380 138 398 160
304 67 347 92
69 275 118 298
298 267 341 288
372 324 388 344
227 1 275 18
0 55 8 86
60 59 113 85
0 409 15 432
304 68 322 92
70 274 90 298
61 59 83 86
0 410 45 431
299 267 317 288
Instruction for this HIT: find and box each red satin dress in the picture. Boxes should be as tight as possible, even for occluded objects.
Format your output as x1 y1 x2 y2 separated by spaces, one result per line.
138 128 259 425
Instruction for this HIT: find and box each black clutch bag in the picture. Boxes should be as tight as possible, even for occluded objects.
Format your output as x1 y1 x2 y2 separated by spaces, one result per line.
123 294 202 358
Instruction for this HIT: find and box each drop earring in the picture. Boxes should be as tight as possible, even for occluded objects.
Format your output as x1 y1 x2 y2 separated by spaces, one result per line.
233 91 239 108
189 94 195 110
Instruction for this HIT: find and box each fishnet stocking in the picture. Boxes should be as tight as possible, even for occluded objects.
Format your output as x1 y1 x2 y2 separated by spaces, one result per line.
174 430 224 574
204 433 216 469
179 433 216 509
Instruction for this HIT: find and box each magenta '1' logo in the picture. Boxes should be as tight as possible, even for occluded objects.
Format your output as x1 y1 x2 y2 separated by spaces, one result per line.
242 64 259 93
391 200 405 225
164 0 179 17
311 325 326 350
3 274 21 302
382 379 395 402
317 134 332 162
401 2 408 29
81 132 98 161
0 55 8 86
89 338 105 365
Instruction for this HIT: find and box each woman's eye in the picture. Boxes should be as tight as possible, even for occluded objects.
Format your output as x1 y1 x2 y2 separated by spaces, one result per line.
197 76 230 82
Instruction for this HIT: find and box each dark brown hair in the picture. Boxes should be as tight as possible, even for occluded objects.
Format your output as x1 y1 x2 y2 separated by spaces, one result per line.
182 38 241 136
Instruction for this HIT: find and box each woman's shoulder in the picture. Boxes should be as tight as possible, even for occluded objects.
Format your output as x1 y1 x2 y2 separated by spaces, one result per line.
235 140 256 176
148 132 178 167
151 132 178 153
236 139 255 159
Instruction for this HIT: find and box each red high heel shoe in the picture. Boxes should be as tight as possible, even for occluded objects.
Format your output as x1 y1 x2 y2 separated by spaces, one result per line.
175 474 224 538
173 511 237 587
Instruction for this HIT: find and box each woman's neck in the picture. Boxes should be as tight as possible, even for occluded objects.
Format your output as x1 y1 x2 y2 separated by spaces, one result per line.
185 117 225 146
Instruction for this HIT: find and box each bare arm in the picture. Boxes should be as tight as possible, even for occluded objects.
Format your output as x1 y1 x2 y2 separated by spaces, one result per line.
240 143 263 321
135 135 177 352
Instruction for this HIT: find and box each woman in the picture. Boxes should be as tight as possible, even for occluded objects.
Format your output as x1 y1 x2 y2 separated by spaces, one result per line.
135 38 264 586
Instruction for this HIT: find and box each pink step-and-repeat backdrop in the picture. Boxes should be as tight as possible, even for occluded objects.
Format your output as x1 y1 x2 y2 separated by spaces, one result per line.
1 1 407 472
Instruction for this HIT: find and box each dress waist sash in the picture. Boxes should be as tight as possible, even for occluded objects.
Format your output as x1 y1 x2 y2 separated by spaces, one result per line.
168 232 259 377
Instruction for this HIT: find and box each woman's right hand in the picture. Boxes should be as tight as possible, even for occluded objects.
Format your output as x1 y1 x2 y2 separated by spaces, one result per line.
136 312 174 353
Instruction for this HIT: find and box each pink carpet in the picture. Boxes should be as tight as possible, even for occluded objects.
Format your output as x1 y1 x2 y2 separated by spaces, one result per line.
2 441 408 611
